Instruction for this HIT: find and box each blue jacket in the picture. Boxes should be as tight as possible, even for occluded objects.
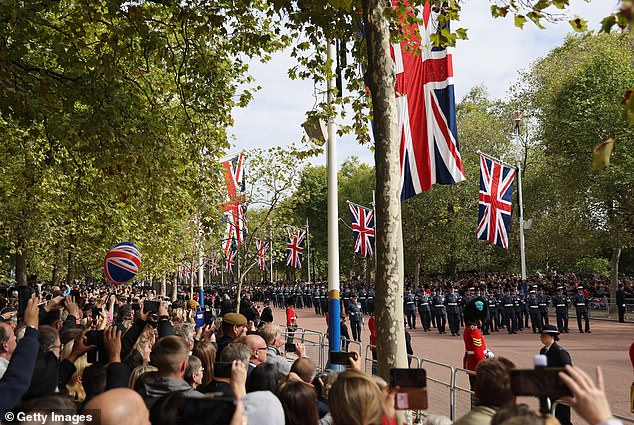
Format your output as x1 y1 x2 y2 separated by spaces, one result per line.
0 327 40 417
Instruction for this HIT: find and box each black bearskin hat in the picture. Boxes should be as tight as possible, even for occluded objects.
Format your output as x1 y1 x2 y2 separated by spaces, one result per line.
463 297 489 324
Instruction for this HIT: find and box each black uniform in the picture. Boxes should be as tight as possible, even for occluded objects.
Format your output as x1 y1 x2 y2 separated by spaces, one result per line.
404 291 417 329
432 293 446 334
417 292 432 331
527 294 542 333
502 293 516 334
487 293 499 332
540 341 572 425
573 291 591 333
444 291 461 336
348 298 363 342
538 292 550 326
260 305 273 324
553 292 570 333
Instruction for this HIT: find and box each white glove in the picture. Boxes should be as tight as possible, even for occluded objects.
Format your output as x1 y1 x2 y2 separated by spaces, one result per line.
485 350 495 359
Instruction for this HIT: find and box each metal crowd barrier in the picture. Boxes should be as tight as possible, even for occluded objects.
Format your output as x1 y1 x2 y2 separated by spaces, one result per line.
281 328 326 368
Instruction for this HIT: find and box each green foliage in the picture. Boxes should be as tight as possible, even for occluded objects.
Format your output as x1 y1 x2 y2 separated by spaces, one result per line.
575 258 611 277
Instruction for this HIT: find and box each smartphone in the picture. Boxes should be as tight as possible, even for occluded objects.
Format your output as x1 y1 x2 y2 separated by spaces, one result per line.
204 310 215 325
510 368 572 399
284 342 296 353
92 307 101 319
144 300 160 313
390 368 428 410
17 286 36 318
181 396 236 425
70 289 80 300
131 303 141 311
195 311 205 329
214 362 233 379
329 351 355 366
86 330 107 364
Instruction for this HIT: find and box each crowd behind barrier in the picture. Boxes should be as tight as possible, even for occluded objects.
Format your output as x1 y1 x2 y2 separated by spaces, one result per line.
0 275 630 425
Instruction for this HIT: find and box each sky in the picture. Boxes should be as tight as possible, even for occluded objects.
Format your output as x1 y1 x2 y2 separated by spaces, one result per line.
230 1 621 168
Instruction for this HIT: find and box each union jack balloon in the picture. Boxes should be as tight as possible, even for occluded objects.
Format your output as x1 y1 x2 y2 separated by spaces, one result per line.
104 242 141 284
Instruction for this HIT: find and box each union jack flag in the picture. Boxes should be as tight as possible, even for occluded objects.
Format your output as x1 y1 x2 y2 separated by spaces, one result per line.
256 239 268 271
393 1 466 201
286 227 306 269
208 255 219 277
477 155 516 249
349 202 375 257
220 153 247 254
225 250 237 275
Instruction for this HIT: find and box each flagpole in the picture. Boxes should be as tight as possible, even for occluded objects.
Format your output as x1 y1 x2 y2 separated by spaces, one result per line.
269 226 273 284
476 150 515 169
326 39 341 362
513 112 528 293
198 244 205 308
306 218 311 285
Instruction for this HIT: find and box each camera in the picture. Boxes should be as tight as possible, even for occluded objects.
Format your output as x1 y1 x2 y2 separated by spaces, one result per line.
86 330 108 364
390 368 428 410
329 351 356 366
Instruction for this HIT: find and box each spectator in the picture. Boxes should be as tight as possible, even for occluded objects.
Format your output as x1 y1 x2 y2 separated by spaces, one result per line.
216 313 248 361
242 334 268 370
277 379 319 425
184 355 203 389
246 362 283 393
328 369 395 425
191 339 216 391
258 323 291 375
85 388 150 425
290 356 317 384
173 323 195 354
0 321 17 379
453 357 516 425
0 294 40 417
80 363 107 409
205 342 251 398
138 335 203 408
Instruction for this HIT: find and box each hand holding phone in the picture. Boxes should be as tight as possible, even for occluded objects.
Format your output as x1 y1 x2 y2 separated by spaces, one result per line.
390 368 428 410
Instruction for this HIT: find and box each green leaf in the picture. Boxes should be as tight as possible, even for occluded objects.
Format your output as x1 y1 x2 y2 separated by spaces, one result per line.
514 15 527 29
490 5 509 18
600 15 617 33
569 17 587 32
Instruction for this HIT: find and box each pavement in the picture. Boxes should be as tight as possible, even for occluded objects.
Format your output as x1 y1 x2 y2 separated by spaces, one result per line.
263 304 634 421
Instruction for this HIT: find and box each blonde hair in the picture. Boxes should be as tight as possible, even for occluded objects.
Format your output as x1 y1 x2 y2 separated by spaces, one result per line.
329 370 388 425
64 341 88 402
129 365 158 389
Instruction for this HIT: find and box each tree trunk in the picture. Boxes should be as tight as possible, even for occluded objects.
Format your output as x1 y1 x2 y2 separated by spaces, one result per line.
171 273 178 302
363 0 408 381
609 245 621 315
160 275 166 298
15 242 27 287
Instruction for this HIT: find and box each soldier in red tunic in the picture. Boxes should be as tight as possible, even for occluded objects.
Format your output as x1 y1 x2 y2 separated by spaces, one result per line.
463 298 494 404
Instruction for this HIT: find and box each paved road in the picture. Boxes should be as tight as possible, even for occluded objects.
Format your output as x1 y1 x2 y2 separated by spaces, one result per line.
265 305 634 421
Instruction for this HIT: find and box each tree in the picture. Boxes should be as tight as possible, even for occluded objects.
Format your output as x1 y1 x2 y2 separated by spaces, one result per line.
518 31 634 306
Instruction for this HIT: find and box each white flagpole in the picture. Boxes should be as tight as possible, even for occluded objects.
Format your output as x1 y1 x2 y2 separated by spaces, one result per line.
306 218 311 285
270 227 273 284
513 112 528 291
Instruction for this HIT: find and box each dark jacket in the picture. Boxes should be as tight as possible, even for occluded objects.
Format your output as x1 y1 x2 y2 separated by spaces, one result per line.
0 327 39 417
140 377 203 408
540 342 572 367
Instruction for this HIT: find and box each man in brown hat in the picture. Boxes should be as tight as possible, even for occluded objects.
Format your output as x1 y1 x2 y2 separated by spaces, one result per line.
216 312 248 361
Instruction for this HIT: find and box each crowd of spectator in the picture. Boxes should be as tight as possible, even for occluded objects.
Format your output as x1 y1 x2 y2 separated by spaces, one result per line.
0 280 627 425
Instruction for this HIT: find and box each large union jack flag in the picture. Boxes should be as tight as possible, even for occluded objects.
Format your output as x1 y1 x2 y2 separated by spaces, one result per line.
393 1 466 201
477 155 516 249
220 153 247 254
286 227 306 269
256 239 268 271
349 202 375 257
225 250 237 275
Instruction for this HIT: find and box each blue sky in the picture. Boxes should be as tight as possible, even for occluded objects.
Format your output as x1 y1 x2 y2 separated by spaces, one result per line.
230 1 620 167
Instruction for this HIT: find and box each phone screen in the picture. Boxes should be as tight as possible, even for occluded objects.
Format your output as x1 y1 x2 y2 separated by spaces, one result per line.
329 351 354 365
510 368 572 399
390 368 426 388
144 300 160 313
214 362 233 379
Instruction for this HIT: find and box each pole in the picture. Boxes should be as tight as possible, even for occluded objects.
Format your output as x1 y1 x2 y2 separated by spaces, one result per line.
326 40 341 363
514 112 527 294
270 227 274 284
307 218 311 285
198 245 205 308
